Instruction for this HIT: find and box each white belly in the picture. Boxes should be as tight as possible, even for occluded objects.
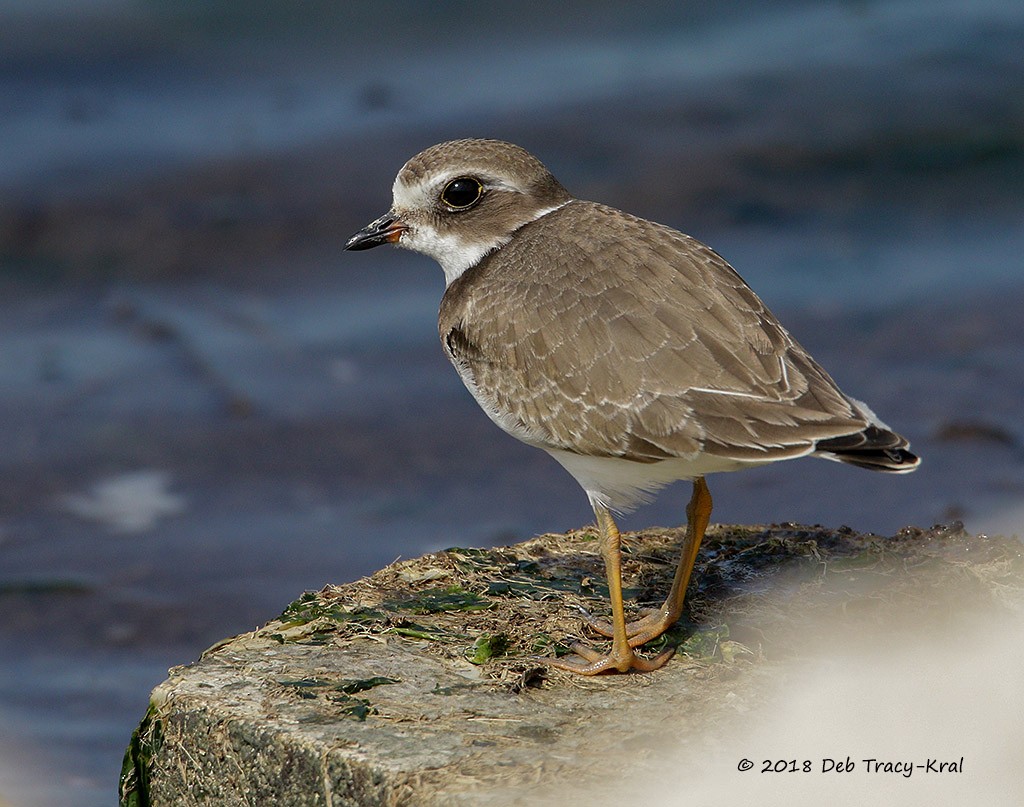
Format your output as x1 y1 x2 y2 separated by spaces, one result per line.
544 447 768 513
449 351 779 513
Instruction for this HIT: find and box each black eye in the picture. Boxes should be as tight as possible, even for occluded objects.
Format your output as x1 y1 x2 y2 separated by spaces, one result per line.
440 177 483 210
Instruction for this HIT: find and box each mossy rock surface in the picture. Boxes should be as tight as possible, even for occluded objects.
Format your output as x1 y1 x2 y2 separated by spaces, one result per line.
120 522 1023 806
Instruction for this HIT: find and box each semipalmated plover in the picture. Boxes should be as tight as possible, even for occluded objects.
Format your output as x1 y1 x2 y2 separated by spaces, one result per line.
347 139 919 674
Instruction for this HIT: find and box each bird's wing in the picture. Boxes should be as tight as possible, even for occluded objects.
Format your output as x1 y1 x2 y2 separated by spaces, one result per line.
439 201 868 464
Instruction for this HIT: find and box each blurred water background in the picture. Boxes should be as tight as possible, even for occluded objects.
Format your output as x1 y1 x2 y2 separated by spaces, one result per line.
0 2 1022 804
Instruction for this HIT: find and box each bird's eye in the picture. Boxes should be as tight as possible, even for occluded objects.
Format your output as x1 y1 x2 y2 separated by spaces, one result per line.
440 177 483 210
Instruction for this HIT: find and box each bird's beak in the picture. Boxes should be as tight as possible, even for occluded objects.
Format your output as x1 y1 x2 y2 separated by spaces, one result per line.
345 212 408 251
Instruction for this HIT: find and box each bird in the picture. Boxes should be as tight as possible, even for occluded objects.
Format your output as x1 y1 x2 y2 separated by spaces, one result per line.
346 138 919 675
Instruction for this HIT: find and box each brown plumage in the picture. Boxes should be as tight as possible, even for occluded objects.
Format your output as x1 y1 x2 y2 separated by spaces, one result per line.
347 138 919 674
439 199 895 468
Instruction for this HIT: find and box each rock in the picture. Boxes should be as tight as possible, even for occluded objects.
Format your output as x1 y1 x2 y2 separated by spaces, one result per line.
120 523 1023 806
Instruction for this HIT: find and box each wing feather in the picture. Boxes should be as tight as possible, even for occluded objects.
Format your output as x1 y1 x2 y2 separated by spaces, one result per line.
439 201 870 464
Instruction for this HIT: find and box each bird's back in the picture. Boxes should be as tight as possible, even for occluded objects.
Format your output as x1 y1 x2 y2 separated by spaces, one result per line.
439 200 917 473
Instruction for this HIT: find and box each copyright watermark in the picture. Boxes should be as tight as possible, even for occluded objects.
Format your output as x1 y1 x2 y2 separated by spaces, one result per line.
737 757 964 778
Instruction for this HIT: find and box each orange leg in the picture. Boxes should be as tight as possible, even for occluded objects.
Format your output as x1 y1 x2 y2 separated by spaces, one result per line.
582 478 712 647
547 502 675 675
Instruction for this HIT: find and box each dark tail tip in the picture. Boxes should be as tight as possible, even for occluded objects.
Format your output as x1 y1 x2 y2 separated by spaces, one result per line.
815 426 920 474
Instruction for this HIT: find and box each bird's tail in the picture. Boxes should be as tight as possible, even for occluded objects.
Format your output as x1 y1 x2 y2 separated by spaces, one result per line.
814 424 920 473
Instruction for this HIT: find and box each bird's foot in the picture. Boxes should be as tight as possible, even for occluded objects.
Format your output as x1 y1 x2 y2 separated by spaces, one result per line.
580 606 679 648
544 641 675 675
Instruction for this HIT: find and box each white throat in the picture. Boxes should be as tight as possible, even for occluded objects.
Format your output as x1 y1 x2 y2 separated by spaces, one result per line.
400 200 571 287
400 227 510 287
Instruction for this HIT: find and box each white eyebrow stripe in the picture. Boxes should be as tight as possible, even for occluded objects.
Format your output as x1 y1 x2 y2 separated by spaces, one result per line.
484 178 525 194
396 169 527 202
